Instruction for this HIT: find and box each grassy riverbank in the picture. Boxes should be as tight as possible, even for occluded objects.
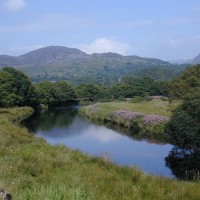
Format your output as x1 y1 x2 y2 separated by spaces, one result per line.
1 107 200 199
79 99 178 142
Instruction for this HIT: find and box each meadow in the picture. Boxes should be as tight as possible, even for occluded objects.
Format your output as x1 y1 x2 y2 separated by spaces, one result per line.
0 106 200 200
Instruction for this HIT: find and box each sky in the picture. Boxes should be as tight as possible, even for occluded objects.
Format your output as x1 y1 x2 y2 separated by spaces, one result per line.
0 0 200 61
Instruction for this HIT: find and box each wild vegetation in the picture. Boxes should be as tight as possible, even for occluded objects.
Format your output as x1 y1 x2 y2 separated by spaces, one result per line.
1 107 200 199
79 99 176 142
0 67 38 108
75 76 169 103
36 80 77 106
165 65 200 151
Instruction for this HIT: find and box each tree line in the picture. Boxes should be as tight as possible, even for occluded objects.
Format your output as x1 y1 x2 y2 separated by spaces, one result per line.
0 67 169 108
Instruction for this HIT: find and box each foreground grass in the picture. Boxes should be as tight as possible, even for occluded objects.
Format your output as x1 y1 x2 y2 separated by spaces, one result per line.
0 107 200 199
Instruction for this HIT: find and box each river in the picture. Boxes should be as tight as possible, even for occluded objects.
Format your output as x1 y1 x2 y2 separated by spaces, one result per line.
25 107 177 178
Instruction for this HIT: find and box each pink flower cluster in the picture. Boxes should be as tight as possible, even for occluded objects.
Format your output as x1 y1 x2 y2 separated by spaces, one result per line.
114 109 144 120
113 109 170 125
143 114 170 125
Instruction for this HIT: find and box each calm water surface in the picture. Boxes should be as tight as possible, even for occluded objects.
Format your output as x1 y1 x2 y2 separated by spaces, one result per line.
25 107 175 178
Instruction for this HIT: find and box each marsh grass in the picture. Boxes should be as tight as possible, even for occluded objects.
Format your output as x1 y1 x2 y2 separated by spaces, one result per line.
0 106 200 199
97 99 179 117
79 99 177 142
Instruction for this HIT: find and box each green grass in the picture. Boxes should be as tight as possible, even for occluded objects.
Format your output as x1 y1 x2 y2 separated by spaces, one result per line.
1 106 200 199
95 99 179 117
79 99 180 142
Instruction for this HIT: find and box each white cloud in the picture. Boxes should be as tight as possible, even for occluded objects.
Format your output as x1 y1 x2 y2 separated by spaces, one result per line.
3 0 26 11
82 126 121 144
75 38 131 55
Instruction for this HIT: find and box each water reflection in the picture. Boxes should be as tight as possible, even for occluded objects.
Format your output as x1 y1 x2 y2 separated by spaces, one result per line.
165 148 200 181
24 107 174 178
26 107 77 132
95 120 167 144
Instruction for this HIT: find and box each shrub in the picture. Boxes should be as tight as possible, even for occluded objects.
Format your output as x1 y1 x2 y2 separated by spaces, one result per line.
165 99 200 151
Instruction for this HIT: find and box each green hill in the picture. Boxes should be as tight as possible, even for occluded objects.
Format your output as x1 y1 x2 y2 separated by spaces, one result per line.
0 46 189 84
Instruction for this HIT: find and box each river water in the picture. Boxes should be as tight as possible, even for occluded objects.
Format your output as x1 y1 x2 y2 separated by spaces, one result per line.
25 107 177 178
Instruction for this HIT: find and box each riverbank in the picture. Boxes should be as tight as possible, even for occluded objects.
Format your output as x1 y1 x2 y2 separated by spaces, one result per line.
1 107 200 199
79 99 177 142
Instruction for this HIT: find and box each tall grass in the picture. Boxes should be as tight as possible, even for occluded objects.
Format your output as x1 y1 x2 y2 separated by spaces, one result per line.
79 99 177 142
0 107 200 199
95 99 179 117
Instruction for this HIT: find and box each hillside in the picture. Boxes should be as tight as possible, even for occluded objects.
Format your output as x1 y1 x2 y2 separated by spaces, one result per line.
192 53 200 64
0 46 189 84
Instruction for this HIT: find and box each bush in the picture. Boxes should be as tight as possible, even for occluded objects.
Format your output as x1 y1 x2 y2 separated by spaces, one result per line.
0 67 38 108
165 99 200 151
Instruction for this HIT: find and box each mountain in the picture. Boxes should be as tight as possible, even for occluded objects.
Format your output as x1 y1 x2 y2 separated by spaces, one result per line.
169 59 192 64
0 55 20 66
0 46 88 66
18 46 88 65
0 46 190 84
192 53 200 64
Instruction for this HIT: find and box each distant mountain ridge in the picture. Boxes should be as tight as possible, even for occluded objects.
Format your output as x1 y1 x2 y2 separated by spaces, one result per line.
0 46 88 66
192 53 200 64
0 46 190 84
0 46 166 66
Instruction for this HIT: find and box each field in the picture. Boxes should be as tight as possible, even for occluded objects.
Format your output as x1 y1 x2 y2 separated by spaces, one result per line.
0 106 200 200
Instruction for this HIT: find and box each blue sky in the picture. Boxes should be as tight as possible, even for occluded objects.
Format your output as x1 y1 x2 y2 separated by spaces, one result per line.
0 0 200 60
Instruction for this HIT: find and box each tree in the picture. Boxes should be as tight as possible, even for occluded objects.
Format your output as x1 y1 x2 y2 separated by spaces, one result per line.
36 80 77 106
35 81 56 105
121 76 169 96
54 81 77 104
165 65 200 151
169 65 200 100
165 99 200 151
0 67 38 107
109 82 148 99
75 84 102 101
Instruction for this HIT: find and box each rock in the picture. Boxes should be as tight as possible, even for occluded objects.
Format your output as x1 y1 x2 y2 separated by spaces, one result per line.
0 189 12 200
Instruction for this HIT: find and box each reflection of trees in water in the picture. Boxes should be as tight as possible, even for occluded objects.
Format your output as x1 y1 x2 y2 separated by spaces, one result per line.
165 147 200 181
88 119 166 144
25 108 77 132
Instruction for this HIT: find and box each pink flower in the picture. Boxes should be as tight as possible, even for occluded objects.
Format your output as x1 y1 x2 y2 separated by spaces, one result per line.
143 115 170 125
